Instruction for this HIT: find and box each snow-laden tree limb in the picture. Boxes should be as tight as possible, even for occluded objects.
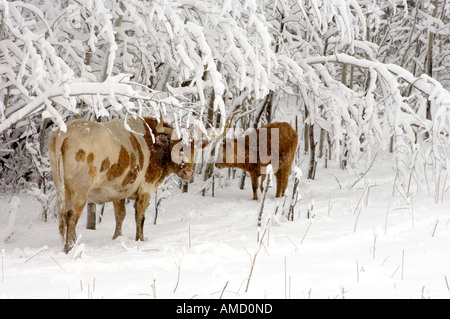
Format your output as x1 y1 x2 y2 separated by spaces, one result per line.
0 81 183 134
305 54 450 100
304 52 450 184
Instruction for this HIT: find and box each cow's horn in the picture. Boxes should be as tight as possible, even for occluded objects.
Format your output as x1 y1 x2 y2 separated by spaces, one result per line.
156 110 174 136
208 110 243 147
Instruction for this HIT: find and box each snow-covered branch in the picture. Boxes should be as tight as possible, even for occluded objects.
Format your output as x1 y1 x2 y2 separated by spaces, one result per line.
305 54 450 100
0 80 181 134
0 0 449 194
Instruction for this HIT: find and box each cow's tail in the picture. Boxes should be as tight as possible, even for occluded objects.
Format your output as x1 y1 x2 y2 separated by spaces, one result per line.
49 130 68 240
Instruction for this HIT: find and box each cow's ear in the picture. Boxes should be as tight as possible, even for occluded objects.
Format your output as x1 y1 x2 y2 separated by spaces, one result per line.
170 138 182 149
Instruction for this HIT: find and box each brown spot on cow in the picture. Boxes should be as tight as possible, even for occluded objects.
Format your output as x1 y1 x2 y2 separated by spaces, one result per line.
75 149 86 162
129 134 144 168
122 165 139 187
100 158 110 172
122 153 139 187
87 152 94 166
106 145 130 181
130 153 136 168
87 153 96 179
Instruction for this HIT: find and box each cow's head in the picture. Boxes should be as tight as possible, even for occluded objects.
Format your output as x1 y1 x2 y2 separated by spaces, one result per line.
167 132 196 180
151 117 208 181
148 110 242 182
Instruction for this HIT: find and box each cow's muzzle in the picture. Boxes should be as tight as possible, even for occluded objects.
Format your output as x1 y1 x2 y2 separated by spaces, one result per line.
181 168 194 180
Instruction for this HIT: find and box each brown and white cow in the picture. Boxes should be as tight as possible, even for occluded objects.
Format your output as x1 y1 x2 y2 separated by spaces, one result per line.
215 122 298 200
48 116 203 253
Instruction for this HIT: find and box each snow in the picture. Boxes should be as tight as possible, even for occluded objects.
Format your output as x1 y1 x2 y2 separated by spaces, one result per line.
1 0 449 300
1 158 449 299
0 196 20 243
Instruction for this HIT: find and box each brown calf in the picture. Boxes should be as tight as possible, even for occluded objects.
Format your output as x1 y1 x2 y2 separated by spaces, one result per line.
48 116 202 253
215 122 298 200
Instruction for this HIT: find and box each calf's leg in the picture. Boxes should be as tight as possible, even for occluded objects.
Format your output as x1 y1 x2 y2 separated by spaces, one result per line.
279 169 290 197
259 174 266 192
275 171 283 197
250 173 260 200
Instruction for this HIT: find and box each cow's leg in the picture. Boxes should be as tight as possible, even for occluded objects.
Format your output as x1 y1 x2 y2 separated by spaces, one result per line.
260 174 266 192
61 180 90 253
279 168 290 197
250 173 260 200
63 200 86 253
112 199 126 239
275 171 283 197
135 193 151 242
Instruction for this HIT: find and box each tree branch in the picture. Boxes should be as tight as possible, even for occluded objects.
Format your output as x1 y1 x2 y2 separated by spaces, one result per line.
305 53 450 98
0 82 183 135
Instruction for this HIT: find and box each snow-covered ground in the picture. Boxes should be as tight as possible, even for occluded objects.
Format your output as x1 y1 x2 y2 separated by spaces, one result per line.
0 155 449 299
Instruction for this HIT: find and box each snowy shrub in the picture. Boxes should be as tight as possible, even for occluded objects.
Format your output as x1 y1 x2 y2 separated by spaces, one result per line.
0 0 448 198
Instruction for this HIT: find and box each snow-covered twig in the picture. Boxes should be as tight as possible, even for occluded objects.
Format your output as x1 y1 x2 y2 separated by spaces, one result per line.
257 165 273 242
353 183 370 232
219 281 229 299
0 196 20 243
300 222 312 245
1 249 4 283
173 263 181 294
287 167 302 221
24 246 48 263
350 154 378 188
244 243 264 294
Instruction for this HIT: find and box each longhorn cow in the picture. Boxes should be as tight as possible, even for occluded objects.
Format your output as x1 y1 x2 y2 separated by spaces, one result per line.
48 116 203 253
